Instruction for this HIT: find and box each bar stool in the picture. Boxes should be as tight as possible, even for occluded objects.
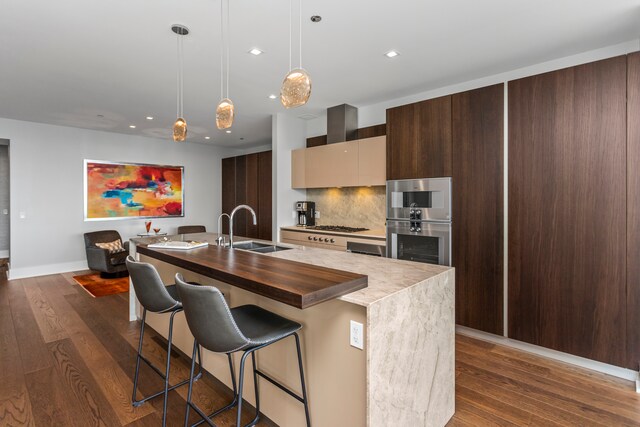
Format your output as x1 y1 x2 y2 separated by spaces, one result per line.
126 256 203 427
175 274 311 427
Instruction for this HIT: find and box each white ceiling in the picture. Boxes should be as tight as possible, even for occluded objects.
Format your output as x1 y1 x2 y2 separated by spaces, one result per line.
1 0 639 148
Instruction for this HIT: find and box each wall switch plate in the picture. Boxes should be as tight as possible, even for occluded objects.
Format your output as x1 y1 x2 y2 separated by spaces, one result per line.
292 210 297 219
350 320 364 350
315 211 320 218
19 211 26 219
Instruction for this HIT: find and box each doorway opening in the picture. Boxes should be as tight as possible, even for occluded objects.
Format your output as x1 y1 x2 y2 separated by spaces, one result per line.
0 139 9 276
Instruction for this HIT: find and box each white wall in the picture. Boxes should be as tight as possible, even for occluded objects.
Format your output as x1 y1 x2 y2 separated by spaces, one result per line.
0 142 9 256
272 113 306 239
306 38 640 137
0 118 236 279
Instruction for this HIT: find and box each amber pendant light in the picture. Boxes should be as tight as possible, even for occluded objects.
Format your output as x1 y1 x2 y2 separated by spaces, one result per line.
172 24 189 142
216 0 234 129
280 0 311 108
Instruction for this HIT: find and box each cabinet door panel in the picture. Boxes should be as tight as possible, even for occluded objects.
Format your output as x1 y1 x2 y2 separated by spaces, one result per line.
221 157 236 234
258 151 273 241
234 155 248 238
358 136 386 186
386 103 417 180
627 52 640 368
416 96 452 178
452 84 504 335
508 56 627 367
245 153 259 239
291 149 306 189
305 141 358 188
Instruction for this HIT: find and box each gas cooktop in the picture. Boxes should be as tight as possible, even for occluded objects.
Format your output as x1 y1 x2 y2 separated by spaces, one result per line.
308 225 369 233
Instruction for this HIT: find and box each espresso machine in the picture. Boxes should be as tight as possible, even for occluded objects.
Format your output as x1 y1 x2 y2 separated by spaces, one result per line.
296 201 316 227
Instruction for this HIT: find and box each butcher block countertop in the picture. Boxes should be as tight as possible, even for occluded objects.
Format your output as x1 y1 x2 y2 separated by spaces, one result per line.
134 237 367 309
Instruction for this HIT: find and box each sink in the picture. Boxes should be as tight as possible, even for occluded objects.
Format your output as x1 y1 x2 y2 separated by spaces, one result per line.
228 241 293 253
229 241 271 250
248 245 292 254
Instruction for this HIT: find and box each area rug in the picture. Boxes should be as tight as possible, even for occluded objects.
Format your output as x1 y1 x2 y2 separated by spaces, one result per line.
73 273 129 298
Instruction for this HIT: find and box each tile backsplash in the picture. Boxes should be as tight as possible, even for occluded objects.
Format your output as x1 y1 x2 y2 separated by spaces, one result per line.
306 186 386 230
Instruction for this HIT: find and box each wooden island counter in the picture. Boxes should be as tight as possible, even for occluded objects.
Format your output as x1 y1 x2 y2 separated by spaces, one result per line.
129 233 455 427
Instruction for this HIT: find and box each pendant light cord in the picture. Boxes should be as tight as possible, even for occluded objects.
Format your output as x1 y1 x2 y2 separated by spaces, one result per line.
299 0 302 69
176 31 185 119
220 0 224 100
226 0 230 99
288 0 292 71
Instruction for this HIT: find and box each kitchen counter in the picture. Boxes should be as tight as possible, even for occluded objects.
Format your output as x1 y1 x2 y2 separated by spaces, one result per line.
128 232 454 427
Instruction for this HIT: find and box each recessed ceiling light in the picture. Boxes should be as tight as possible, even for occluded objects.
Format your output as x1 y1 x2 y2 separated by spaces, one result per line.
384 50 400 58
205 136 211 140
146 116 154 120
249 48 264 56
226 130 232 134
129 125 136 128
268 94 277 99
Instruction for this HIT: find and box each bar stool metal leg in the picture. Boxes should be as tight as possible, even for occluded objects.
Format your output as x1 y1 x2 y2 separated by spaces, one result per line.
294 332 312 427
186 342 241 427
132 308 203 427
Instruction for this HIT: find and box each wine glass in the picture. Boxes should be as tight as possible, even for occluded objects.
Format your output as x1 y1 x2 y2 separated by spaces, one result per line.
153 227 161 234
145 221 152 233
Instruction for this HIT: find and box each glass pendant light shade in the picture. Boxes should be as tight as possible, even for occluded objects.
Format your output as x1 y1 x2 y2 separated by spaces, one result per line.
173 117 187 142
216 98 234 129
280 68 312 109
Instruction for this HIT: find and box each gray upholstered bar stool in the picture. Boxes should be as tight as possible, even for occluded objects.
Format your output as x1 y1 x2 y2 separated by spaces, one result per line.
126 256 203 427
175 274 311 427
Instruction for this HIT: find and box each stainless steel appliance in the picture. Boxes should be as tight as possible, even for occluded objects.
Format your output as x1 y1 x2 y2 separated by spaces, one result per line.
295 201 316 227
347 241 386 257
386 178 452 266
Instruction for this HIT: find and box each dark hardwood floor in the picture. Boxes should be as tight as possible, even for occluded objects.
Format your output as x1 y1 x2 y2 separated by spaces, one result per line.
1 272 639 426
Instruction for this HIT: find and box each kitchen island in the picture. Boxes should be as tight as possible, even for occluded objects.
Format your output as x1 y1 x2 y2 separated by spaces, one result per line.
129 233 455 427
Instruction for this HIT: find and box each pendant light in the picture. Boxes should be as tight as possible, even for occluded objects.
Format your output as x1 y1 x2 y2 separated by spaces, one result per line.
216 0 234 129
171 24 189 142
280 0 311 108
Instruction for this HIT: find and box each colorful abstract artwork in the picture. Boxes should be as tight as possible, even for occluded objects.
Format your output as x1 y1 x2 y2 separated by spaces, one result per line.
85 160 184 220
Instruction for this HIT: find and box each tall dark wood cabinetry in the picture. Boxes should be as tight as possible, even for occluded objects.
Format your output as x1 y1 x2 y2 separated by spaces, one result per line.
386 96 452 179
626 52 640 369
508 57 628 367
221 151 272 241
452 84 504 335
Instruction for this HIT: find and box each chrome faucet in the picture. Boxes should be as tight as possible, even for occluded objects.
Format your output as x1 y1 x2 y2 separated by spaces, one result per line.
216 213 230 246
229 205 257 248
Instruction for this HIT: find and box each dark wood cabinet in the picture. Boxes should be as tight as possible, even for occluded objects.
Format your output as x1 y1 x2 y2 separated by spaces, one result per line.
452 84 504 335
257 151 272 241
626 52 640 369
508 56 628 367
386 95 452 180
221 157 236 235
221 151 272 240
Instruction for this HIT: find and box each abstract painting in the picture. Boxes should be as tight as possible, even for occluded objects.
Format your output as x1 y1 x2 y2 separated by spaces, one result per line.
85 160 184 220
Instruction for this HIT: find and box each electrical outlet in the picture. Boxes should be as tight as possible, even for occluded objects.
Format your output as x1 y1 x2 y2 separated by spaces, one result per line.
350 320 364 350
315 211 320 219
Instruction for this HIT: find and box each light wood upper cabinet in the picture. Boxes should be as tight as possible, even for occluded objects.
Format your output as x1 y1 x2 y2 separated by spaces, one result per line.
358 136 386 186
291 137 386 188
291 149 306 188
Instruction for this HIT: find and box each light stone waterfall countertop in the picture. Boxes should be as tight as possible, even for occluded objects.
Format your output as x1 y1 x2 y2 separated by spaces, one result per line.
265 245 453 307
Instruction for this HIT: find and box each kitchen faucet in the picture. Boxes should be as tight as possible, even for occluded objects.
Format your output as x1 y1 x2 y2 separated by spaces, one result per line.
216 213 230 246
229 205 257 248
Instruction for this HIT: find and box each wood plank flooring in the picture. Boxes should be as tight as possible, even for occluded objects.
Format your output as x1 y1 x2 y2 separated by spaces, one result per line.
1 271 639 426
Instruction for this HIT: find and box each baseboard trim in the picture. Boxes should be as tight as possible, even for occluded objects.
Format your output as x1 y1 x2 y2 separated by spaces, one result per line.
456 325 638 382
8 260 88 280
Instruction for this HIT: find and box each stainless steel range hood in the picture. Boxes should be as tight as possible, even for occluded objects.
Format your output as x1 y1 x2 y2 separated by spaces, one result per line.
327 104 358 144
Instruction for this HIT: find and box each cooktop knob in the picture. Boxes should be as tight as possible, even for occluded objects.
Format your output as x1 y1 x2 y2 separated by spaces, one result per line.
330 238 335 243
313 236 318 241
324 238 329 242
308 236 312 240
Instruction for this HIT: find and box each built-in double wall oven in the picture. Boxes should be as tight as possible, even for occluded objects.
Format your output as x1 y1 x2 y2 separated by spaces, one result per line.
386 177 452 266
